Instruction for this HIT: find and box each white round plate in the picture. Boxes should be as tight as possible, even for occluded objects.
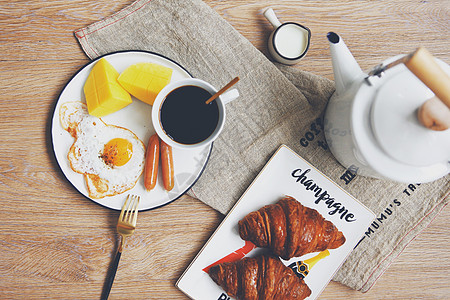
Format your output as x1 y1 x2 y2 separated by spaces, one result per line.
51 51 212 211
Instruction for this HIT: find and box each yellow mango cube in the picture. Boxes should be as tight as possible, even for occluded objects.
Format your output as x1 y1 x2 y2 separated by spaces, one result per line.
84 58 132 117
118 63 173 105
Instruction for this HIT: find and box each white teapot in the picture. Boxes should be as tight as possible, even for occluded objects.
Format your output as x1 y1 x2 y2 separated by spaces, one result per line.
324 32 450 183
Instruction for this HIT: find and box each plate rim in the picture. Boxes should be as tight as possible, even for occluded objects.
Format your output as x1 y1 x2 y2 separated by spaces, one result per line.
50 49 213 211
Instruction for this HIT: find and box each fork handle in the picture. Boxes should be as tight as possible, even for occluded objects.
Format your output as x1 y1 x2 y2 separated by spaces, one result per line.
101 249 122 300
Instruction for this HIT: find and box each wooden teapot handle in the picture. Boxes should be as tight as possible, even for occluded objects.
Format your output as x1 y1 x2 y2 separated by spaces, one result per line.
404 47 450 130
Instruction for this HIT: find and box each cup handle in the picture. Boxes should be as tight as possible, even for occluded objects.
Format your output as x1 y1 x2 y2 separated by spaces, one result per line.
264 8 282 29
220 88 239 105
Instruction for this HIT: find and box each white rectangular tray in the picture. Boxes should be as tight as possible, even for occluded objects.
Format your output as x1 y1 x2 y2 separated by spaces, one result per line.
177 145 375 299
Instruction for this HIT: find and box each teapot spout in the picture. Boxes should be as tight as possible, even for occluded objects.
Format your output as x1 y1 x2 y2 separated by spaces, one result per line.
327 32 363 95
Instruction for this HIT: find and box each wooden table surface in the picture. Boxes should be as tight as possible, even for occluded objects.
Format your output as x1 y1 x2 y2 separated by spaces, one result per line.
1 0 449 299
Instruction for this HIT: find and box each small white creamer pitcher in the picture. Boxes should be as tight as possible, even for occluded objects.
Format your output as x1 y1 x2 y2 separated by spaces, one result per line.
263 8 311 65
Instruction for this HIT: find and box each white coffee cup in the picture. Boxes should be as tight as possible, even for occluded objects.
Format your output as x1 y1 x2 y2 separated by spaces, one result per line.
152 78 239 150
264 8 311 65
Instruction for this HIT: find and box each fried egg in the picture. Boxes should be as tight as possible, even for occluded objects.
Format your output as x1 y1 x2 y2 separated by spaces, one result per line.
60 101 145 199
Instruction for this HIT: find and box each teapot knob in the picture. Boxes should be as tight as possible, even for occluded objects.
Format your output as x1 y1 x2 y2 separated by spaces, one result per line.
417 96 450 131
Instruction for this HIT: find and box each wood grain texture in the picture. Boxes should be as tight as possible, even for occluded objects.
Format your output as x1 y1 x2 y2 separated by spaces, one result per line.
0 0 448 299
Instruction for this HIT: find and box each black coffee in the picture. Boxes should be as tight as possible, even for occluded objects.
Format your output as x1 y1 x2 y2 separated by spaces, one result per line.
160 85 220 145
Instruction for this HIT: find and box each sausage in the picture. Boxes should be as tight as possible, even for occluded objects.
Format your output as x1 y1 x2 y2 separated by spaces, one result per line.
144 134 160 191
160 140 174 191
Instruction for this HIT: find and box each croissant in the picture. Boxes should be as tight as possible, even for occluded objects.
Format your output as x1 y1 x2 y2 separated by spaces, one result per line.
238 196 346 260
208 254 311 300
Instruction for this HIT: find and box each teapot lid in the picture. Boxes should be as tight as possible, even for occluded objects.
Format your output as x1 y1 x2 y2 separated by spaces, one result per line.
371 63 450 167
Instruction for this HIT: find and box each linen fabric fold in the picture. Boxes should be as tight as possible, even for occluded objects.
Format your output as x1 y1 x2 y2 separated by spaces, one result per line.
74 0 449 292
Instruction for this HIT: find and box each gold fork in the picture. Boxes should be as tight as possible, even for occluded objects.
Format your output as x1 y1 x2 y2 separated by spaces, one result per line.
102 194 140 300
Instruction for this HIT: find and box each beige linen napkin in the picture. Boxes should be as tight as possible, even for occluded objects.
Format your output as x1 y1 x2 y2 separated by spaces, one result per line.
74 0 449 292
